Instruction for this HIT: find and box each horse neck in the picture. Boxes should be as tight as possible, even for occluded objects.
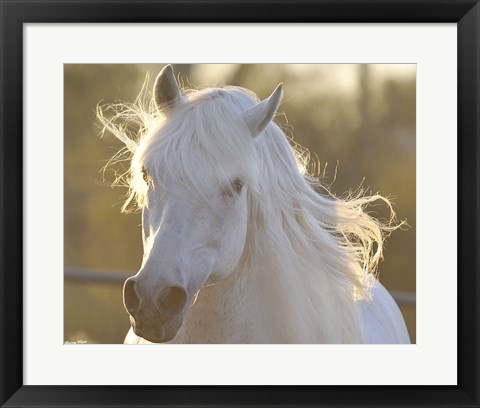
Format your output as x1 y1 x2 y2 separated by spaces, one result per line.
178 202 364 344
178 262 277 343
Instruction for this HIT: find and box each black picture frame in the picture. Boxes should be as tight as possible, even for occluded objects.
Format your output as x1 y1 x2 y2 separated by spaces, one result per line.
1 1 479 407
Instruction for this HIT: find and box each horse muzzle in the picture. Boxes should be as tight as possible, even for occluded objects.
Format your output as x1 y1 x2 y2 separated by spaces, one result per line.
123 277 188 343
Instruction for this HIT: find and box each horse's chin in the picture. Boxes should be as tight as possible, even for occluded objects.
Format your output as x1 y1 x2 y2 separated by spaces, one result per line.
134 329 177 343
131 315 183 343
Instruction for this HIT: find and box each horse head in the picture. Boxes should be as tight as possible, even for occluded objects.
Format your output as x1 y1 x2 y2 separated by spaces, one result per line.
123 65 283 343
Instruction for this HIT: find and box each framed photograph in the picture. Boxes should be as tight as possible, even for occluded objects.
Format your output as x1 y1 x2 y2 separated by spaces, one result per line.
1 1 479 407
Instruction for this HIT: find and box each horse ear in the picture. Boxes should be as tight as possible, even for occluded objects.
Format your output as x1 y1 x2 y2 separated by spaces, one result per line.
244 83 283 138
153 64 183 112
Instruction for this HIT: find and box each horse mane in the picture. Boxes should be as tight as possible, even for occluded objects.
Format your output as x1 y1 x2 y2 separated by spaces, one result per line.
98 79 401 343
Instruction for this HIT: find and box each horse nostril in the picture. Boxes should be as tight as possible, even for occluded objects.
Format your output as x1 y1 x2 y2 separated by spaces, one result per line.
123 278 140 317
156 286 187 315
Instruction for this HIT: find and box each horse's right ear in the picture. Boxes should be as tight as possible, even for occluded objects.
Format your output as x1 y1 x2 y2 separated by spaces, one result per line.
153 64 183 112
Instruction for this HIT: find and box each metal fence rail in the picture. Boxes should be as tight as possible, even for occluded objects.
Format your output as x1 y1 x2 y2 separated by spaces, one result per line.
65 267 416 306
65 267 131 284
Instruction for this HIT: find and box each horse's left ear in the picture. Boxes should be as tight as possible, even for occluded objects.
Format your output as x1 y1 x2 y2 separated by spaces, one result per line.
153 64 183 112
244 83 283 138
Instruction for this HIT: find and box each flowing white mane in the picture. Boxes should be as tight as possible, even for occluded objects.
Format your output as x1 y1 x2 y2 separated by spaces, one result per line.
99 79 400 343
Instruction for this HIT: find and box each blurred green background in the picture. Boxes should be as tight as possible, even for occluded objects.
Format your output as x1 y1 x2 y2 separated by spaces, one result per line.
64 64 416 344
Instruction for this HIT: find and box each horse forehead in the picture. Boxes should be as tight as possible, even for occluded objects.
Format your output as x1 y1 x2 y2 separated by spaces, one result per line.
146 138 244 180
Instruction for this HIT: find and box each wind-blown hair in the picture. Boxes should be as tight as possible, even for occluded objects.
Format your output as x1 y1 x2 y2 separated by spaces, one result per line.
98 78 401 343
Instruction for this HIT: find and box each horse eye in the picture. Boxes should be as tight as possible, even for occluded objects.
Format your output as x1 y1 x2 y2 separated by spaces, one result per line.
222 178 244 198
232 178 244 193
141 167 149 184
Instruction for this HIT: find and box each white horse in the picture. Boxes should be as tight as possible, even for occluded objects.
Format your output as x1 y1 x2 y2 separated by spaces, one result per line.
99 65 410 344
